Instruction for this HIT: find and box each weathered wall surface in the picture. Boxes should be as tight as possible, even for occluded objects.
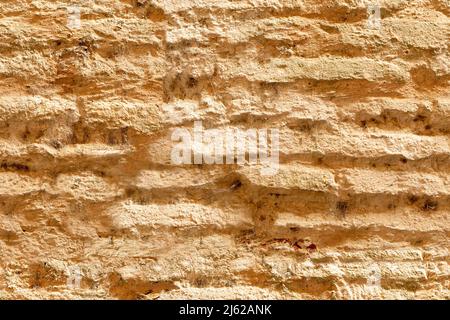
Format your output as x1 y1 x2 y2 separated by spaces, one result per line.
0 0 449 299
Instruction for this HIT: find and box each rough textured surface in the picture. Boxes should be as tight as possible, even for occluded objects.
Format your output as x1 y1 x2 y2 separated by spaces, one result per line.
0 0 449 300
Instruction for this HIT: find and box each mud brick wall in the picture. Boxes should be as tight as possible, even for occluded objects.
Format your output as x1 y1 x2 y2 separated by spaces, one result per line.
0 0 448 299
